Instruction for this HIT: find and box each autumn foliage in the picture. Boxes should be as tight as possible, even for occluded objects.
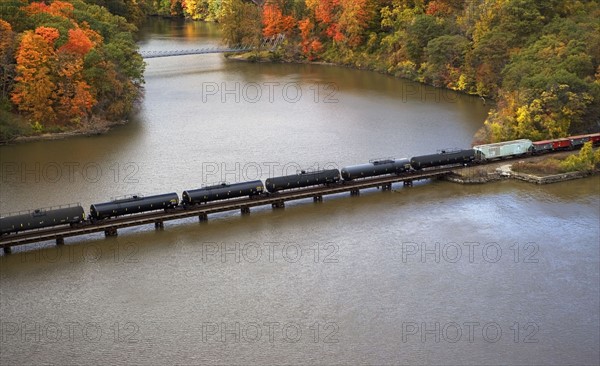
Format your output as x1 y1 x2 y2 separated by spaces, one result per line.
1 0 144 132
60 28 94 55
11 28 58 124
11 3 96 125
24 0 75 18
3 0 597 142
218 0 599 142
262 2 296 37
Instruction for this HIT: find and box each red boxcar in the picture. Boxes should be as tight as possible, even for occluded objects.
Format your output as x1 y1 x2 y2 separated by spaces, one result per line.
532 132 599 154
551 138 572 150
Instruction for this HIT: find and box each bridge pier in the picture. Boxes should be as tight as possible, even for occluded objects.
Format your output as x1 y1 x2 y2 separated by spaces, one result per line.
104 227 118 237
155 221 164 230
0 171 456 252
382 183 392 191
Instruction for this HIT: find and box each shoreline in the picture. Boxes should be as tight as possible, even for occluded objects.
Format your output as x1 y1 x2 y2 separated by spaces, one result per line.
441 150 599 185
225 51 495 105
4 50 597 189
3 117 129 145
0 91 143 145
0 49 498 145
226 52 336 67
443 169 598 185
229 51 599 187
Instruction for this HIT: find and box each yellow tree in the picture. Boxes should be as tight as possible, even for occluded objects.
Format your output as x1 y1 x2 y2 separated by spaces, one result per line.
338 0 373 46
561 141 596 172
11 27 59 125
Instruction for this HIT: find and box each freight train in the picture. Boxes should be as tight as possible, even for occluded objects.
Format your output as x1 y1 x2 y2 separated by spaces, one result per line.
2 132 599 235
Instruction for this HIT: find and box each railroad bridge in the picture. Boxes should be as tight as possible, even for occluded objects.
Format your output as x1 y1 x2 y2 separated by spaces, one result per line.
0 169 450 254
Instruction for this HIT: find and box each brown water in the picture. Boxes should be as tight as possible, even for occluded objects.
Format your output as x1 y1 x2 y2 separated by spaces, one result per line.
0 19 598 365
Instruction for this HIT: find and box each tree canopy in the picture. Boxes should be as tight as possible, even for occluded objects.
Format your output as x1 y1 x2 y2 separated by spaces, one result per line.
1 0 145 136
208 0 600 142
2 0 598 143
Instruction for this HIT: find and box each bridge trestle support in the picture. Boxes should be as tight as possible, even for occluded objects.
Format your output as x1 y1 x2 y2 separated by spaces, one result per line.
104 227 118 237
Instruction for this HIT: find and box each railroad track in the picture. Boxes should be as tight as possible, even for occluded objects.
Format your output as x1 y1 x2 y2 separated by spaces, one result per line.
0 170 450 253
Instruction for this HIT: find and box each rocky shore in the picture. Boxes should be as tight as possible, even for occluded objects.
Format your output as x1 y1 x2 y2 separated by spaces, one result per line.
444 169 597 185
443 151 598 185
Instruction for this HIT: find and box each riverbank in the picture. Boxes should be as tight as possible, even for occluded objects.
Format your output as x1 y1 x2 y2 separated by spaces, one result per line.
226 51 335 66
226 50 497 109
443 150 599 185
0 116 129 145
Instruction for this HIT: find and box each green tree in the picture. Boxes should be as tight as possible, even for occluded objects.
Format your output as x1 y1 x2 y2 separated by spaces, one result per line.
219 0 261 47
422 34 469 87
0 19 17 103
405 14 446 64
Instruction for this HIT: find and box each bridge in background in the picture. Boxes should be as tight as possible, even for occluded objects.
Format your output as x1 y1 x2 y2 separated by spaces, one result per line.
140 45 253 59
140 34 285 59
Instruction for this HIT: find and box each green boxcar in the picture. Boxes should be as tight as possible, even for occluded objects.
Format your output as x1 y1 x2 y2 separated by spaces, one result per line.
473 139 533 160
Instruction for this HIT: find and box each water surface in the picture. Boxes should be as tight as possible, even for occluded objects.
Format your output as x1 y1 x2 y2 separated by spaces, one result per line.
0 19 598 365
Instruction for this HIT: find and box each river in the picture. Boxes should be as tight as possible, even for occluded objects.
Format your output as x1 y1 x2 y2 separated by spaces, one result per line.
0 19 598 365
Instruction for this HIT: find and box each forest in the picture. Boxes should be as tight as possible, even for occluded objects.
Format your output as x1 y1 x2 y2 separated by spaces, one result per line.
0 0 145 140
1 0 599 143
157 0 600 143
